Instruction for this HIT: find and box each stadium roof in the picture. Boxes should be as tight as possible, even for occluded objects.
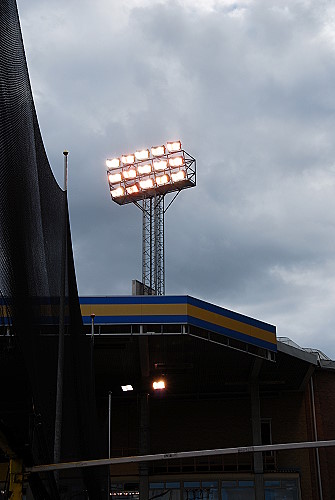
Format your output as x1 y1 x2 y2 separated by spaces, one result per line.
78 295 330 402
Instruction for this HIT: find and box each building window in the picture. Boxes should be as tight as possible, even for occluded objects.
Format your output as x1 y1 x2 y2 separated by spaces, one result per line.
265 479 300 499
183 481 218 500
149 481 180 500
222 480 255 500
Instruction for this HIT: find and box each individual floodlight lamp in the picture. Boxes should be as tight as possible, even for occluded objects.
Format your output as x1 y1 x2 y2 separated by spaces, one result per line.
135 149 150 161
106 158 120 169
121 385 133 392
123 168 137 180
153 380 165 390
126 184 139 195
171 170 186 182
151 145 165 157
106 140 196 295
121 154 135 164
108 173 122 184
139 178 154 190
137 163 152 175
156 174 170 186
111 187 125 198
168 156 184 167
166 141 181 152
153 160 168 171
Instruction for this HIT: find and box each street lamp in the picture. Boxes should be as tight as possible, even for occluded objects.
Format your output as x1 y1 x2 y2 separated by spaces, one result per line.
153 380 165 390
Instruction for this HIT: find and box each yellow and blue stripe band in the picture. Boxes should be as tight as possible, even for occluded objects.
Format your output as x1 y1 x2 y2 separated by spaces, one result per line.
80 295 277 352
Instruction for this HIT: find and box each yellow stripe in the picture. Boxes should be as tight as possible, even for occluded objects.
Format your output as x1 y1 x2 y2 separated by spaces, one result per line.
80 303 187 317
141 304 187 315
187 305 276 345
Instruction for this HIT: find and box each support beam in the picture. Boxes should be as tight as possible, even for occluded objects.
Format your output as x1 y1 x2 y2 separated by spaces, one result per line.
139 393 150 500
138 329 150 500
250 359 264 500
0 432 23 499
9 459 23 500
138 333 150 378
310 376 323 500
299 364 315 392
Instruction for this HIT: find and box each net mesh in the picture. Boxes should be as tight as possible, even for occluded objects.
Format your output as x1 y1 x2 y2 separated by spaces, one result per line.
0 1 105 497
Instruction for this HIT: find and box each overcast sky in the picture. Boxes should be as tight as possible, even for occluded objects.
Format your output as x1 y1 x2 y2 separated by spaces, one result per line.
16 0 335 357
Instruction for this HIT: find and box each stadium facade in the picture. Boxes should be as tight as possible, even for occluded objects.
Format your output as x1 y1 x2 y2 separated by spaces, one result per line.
79 295 335 500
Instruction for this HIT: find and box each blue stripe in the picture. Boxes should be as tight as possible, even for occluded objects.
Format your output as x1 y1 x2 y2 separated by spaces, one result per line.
79 296 187 305
188 316 277 352
82 314 189 325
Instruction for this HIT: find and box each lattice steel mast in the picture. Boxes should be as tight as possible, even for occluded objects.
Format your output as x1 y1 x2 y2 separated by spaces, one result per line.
140 194 165 295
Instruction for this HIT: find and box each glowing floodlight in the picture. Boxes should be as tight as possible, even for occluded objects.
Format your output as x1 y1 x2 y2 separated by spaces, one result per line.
140 178 154 190
108 173 122 184
151 145 165 157
168 156 184 168
106 141 196 296
156 174 170 186
126 185 139 195
123 168 137 179
153 160 168 171
166 141 181 153
106 158 120 169
153 380 165 390
171 170 186 182
121 154 135 164
137 163 152 175
111 186 125 198
121 385 133 392
135 149 150 161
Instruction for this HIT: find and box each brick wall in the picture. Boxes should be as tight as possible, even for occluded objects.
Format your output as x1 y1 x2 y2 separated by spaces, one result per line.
312 369 335 500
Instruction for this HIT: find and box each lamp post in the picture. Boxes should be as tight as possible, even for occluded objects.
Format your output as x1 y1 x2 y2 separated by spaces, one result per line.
108 391 112 499
54 150 69 480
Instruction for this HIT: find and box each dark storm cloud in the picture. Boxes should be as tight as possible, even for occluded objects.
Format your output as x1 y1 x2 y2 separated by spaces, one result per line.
17 0 335 356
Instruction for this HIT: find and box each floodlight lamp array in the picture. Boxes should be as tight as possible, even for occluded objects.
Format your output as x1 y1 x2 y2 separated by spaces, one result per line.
106 141 196 205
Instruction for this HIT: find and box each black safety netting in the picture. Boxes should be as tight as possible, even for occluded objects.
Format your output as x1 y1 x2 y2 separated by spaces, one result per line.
0 1 106 498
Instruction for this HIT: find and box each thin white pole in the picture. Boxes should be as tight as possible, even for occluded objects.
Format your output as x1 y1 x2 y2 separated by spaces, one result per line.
108 391 112 459
91 313 95 344
63 150 68 191
28 439 335 474
108 391 112 499
54 150 69 473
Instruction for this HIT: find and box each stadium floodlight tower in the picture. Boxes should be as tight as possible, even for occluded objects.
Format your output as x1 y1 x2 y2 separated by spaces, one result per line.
106 141 196 295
